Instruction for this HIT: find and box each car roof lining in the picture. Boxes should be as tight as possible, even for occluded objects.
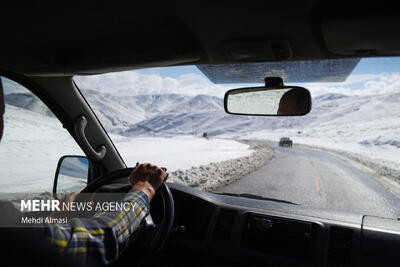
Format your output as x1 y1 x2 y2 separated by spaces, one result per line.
0 1 399 76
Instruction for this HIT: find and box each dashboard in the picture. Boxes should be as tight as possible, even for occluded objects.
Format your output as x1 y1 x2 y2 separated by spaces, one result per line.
99 180 400 266
165 183 400 267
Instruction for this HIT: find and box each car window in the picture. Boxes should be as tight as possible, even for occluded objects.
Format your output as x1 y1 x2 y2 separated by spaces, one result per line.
0 77 85 199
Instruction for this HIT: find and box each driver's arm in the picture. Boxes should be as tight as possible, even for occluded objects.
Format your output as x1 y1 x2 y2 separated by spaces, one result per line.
42 163 167 266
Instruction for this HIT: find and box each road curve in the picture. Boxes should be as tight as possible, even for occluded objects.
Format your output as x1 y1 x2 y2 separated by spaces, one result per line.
216 141 400 219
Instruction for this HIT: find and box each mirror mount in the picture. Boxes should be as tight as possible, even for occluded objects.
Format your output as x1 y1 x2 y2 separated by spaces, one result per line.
264 77 284 88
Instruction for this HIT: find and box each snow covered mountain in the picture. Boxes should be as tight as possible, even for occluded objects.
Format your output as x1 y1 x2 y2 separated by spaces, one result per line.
81 90 193 133
6 89 400 163
5 93 55 117
77 90 400 140
81 90 400 164
7 89 400 139
81 90 312 136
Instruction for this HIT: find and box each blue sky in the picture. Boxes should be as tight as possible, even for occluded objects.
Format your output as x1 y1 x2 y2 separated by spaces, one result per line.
352 57 400 75
137 65 203 79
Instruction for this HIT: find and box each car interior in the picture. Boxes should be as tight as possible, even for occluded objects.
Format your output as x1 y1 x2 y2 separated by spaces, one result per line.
1 1 400 267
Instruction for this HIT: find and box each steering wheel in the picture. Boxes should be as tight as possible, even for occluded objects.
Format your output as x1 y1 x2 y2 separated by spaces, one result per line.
78 167 175 265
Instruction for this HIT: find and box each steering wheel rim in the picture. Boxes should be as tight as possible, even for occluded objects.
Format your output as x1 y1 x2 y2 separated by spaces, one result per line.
79 167 174 264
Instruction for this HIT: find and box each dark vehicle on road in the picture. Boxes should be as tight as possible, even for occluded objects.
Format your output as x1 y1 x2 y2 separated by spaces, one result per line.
279 137 293 147
1 2 400 267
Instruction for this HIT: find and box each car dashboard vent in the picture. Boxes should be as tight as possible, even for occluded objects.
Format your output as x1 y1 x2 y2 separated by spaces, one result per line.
328 226 354 266
213 208 237 243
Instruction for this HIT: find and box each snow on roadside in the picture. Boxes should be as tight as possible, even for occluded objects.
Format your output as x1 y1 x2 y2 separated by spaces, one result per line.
167 140 274 191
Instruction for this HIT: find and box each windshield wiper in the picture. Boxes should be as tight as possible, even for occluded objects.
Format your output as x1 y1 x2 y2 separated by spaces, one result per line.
216 192 297 205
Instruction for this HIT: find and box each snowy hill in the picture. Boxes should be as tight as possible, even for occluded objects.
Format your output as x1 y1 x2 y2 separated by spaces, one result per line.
82 90 191 133
81 90 302 136
9 89 399 148
81 89 400 164
5 89 400 167
5 93 54 117
79 90 400 139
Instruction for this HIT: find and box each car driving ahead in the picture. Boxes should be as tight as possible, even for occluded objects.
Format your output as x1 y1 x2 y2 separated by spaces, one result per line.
1 1 400 267
279 137 293 147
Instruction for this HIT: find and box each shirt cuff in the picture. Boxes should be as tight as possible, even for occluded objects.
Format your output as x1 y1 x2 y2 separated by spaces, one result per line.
123 189 150 210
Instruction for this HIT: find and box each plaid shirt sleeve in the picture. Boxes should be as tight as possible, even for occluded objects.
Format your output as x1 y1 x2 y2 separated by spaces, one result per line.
42 189 149 266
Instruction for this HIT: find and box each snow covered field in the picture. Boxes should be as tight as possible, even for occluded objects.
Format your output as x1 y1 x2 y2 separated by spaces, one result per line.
0 105 83 193
0 104 251 193
109 134 251 172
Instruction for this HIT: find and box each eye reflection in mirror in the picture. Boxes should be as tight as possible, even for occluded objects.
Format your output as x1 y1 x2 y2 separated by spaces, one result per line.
224 86 311 116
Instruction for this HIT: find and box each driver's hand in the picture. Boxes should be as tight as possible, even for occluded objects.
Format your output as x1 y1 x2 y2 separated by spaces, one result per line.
64 191 79 204
48 191 80 219
130 162 168 201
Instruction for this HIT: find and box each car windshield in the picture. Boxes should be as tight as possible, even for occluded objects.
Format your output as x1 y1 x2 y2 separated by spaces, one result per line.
75 57 400 219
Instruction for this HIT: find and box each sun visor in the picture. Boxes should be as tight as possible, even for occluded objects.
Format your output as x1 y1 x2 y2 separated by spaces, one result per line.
321 15 400 56
196 58 360 84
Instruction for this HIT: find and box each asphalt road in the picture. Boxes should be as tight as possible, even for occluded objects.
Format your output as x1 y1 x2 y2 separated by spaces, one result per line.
216 142 400 219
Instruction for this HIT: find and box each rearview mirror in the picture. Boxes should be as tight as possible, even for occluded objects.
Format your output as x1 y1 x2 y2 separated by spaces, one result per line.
224 86 311 116
53 155 90 199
